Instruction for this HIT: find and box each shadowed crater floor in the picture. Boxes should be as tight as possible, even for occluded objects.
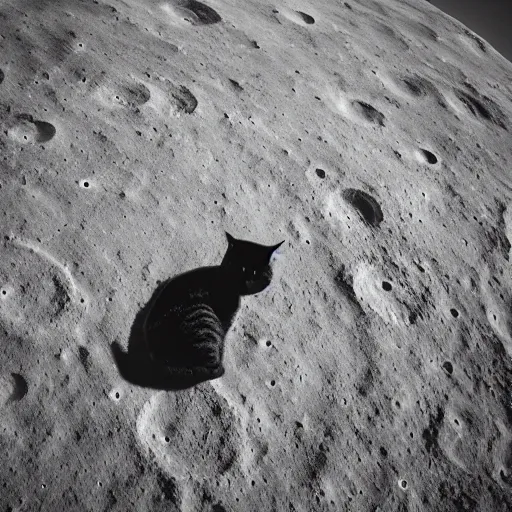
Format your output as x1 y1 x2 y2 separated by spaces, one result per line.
352 101 386 126
183 0 222 25
342 188 384 227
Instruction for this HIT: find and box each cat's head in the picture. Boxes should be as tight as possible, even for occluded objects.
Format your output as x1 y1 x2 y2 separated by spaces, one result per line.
221 231 284 295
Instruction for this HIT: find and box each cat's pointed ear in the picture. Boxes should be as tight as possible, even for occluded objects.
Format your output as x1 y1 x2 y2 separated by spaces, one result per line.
225 231 235 245
273 240 285 251
268 240 284 257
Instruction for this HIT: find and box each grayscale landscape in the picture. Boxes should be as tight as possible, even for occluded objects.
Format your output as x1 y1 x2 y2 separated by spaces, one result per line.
0 0 511 510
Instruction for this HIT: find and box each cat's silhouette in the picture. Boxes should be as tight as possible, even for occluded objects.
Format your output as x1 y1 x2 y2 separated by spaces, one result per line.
111 231 283 390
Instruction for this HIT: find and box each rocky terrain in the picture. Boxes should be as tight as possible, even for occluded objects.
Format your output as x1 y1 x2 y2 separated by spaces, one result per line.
0 0 512 510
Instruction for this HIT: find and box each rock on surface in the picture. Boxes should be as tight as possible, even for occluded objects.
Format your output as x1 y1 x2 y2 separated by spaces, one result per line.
1 0 512 510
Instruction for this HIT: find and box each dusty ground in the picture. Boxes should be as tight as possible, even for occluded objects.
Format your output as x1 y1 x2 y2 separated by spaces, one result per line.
1 0 512 510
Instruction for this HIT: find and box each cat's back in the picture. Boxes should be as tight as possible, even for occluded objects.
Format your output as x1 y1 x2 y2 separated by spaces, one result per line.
144 265 227 371
146 265 220 323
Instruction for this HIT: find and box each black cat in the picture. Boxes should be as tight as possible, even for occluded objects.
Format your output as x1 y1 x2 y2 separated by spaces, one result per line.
142 231 284 384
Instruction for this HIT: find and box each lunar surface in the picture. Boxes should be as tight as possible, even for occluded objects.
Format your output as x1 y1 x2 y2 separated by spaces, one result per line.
1 0 512 510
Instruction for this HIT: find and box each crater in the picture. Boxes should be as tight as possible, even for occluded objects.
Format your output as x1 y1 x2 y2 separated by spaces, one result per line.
342 188 384 227
391 73 446 107
169 84 198 114
136 387 242 480
10 373 28 402
229 79 243 92
296 11 315 24
0 69 4 85
402 78 425 97
33 121 57 142
414 23 438 42
401 75 433 97
382 281 392 291
374 22 409 51
183 0 222 25
464 29 486 52
420 149 438 164
454 89 507 130
117 83 151 108
442 361 453 375
8 114 56 144
351 101 385 126
2 240 79 330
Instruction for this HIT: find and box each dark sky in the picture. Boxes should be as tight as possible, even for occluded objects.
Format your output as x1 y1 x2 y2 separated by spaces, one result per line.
427 0 512 63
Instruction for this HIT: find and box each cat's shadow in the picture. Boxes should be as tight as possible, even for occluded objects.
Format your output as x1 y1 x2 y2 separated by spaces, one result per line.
111 273 211 391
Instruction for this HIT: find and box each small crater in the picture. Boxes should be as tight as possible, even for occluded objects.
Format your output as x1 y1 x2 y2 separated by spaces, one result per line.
402 77 426 97
442 361 453 375
342 188 384 227
400 479 408 490
78 346 91 372
455 89 507 130
120 83 151 108
351 101 385 126
10 373 28 402
110 389 121 401
374 23 409 51
464 29 486 52
398 74 447 107
229 79 243 92
417 23 438 41
8 115 56 144
296 11 315 24
0 69 4 85
33 121 56 142
184 0 222 25
450 308 459 318
80 180 91 188
421 149 438 164
170 85 198 114
382 281 392 291
315 168 326 179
